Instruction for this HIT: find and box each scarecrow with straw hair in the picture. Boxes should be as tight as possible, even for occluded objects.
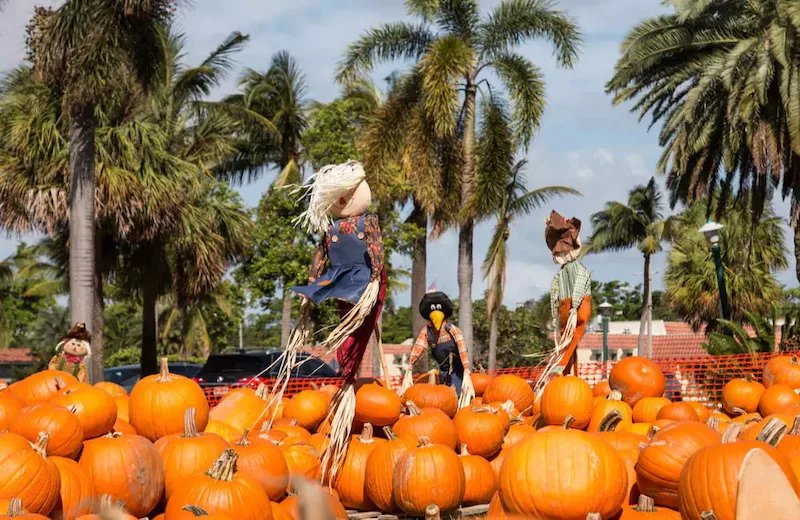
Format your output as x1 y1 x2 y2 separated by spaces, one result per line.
48 322 92 382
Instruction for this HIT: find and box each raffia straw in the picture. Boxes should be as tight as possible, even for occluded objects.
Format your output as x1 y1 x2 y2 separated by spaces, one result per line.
399 369 413 396
319 384 356 485
530 310 578 398
318 280 380 354
458 370 475 409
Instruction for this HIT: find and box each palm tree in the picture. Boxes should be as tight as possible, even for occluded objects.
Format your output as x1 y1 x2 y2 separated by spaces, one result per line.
606 0 800 282
587 178 672 354
28 1 177 380
338 0 582 357
665 194 788 330
482 159 579 370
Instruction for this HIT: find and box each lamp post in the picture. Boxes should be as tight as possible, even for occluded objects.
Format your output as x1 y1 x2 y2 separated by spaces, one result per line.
699 220 731 321
599 300 612 364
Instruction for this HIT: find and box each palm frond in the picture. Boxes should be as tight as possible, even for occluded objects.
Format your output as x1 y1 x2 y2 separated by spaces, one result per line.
511 186 581 215
419 34 473 137
173 31 249 103
489 52 546 147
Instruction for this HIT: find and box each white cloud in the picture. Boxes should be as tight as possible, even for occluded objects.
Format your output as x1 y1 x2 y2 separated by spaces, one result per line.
624 153 650 177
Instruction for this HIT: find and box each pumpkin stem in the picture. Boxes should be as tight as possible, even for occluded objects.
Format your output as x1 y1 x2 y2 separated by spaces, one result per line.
288 418 299 427
181 505 210 517
732 407 748 416
561 415 576 430
382 426 398 440
744 373 754 382
460 444 470 456
585 514 601 520
706 416 720 432
755 417 788 447
6 498 23 517
790 416 800 436
359 423 374 443
207 449 238 482
607 390 623 401
98 494 125 509
722 423 744 443
405 401 421 416
236 430 251 447
425 504 440 520
646 425 660 440
498 401 516 418
471 405 497 414
634 495 656 512
597 410 623 432
792 355 798 364
157 357 171 382
427 371 436 385
182 408 201 438
417 436 431 447
700 512 718 520
31 431 50 457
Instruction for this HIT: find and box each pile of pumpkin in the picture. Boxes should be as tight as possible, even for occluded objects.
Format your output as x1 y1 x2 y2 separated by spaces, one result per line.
4 355 800 520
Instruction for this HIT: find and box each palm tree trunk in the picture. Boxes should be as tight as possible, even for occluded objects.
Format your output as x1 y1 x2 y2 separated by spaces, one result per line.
281 285 293 347
91 239 105 381
140 242 160 377
488 307 499 371
409 200 428 374
637 253 651 356
68 103 96 381
458 80 478 364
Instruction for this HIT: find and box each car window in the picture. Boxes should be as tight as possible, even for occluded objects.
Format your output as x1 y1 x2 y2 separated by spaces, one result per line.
170 364 201 377
198 355 269 375
296 358 336 377
104 368 137 384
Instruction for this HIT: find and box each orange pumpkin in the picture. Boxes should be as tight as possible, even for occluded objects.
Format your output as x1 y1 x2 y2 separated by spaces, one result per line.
632 397 671 423
540 375 594 429
738 414 793 442
609 356 666 407
280 442 321 484
459 445 496 506
777 417 800 460
587 390 634 432
50 456 93 520
687 402 710 423
73 495 138 520
758 383 800 416
0 499 49 520
656 402 700 422
170 505 233 520
208 384 273 433
333 423 385 510
79 432 165 517
502 420 537 449
154 408 230 500
11 403 83 458
112 418 137 435
593 380 612 398
393 401 457 450
9 370 78 405
635 422 721 509
283 390 330 432
453 405 510 458
498 427 628 518
364 427 415 513
204 420 243 444
615 495 680 519
354 382 402 427
50 385 117 439
0 432 61 515
471 371 493 397
93 382 127 398
593 428 643 504
722 376 765 415
114 396 130 423
271 419 311 440
764 355 800 389
232 430 290 501
164 449 272 520
483 375 534 416
279 487 348 520
0 392 24 431
402 372 458 418
130 357 209 441
392 436 465 515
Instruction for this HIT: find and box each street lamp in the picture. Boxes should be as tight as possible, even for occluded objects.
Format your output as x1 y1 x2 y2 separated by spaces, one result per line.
599 300 612 364
699 220 731 321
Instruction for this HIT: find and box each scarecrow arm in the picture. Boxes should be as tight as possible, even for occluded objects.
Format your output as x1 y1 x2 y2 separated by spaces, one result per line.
408 328 429 365
308 239 328 282
450 325 471 371
365 213 384 280
549 275 560 331
570 262 590 311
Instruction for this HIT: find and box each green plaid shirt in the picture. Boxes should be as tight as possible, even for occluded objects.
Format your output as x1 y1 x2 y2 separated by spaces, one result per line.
549 261 592 330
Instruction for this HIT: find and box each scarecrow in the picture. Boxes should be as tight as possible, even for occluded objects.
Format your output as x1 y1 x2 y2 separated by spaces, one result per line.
48 322 92 382
533 211 592 391
405 290 472 397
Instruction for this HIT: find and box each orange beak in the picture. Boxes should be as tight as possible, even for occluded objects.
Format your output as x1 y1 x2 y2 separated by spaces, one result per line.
430 310 445 331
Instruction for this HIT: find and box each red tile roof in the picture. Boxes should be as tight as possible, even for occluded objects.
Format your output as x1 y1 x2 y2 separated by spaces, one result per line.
0 349 33 363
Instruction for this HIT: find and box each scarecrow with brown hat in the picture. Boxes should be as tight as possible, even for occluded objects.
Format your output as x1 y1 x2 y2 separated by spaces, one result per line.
544 210 592 376
48 322 92 382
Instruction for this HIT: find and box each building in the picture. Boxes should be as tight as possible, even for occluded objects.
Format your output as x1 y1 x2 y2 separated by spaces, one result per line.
576 319 710 362
0 349 34 383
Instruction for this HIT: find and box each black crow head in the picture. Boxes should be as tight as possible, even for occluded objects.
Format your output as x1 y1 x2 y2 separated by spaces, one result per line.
419 291 453 330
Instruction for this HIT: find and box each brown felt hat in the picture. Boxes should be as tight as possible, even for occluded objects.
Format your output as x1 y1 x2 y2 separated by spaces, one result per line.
545 210 582 255
60 322 91 343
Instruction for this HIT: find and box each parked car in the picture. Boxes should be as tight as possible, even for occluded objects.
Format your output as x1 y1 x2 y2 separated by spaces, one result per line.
193 350 338 396
104 362 203 393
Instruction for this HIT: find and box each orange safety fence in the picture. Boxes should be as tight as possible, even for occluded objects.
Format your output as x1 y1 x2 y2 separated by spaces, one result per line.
201 350 795 409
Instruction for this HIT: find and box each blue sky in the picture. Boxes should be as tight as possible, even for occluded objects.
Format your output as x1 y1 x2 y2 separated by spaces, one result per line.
1 0 797 311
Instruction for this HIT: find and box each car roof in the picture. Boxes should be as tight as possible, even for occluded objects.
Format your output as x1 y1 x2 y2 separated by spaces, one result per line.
105 362 202 371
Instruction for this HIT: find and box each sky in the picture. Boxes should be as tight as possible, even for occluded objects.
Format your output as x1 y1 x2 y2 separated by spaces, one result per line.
1 0 797 312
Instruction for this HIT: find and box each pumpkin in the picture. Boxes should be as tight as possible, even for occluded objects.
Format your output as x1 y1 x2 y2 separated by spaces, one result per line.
208 385 272 433
393 401 457 450
593 380 612 398
79 432 165 517
483 375 534 416
632 397 671 423
732 412 762 425
11 403 83 458
279 487 348 520
471 371 493 396
777 416 800 460
354 382 402 427
114 396 130 423
0 432 61 515
93 382 127 398
587 390 634 432
609 357 666 407
502 420 537 449
204 420 243 444
271 419 311 440
170 505 233 520
628 422 653 436
678 438 800 520
615 495 680 519
130 357 209 441
164 449 272 520
232 430 290 501
51 456 93 520
738 414 793 442
656 402 700 422
722 376 765 415
488 448 508 488
593 426 643 505
9 370 78 405
687 402 710 423
498 427 628 518
309 432 330 456
51 385 117 439
249 422 288 444
758 384 800 417
0 499 49 520
364 427 415 513
112 418 137 435
392 436 465 516
333 423 385 510
402 372 458 418
74 495 138 520
453 405 510 458
0 393 23 431
459 445 496 506
540 375 594 429
283 390 330 432
154 408 230 500
764 355 800 389
280 442 321 483
635 422 721 509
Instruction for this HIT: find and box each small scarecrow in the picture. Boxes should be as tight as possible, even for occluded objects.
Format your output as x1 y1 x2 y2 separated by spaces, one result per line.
533 211 592 389
48 322 92 382
405 290 472 397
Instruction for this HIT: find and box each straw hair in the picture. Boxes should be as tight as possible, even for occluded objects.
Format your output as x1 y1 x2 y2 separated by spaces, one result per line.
399 369 414 395
320 384 356 485
295 160 367 234
458 371 475 409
